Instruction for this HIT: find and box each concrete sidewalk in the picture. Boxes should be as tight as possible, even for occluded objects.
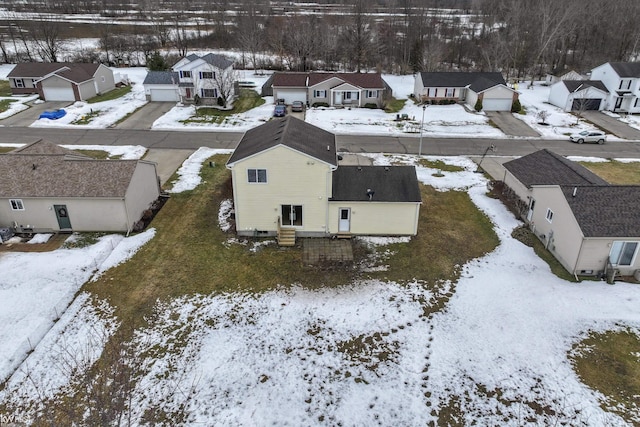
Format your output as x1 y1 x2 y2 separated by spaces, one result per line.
469 155 518 181
486 111 540 137
144 148 194 186
581 111 640 140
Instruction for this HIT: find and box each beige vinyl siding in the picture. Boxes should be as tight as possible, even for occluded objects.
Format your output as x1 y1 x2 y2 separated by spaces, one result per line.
0 197 129 232
77 80 97 100
94 64 115 94
483 85 515 100
10 77 38 90
231 146 333 236
308 77 344 105
124 161 161 231
575 238 640 276
502 169 532 206
328 202 420 235
529 186 584 272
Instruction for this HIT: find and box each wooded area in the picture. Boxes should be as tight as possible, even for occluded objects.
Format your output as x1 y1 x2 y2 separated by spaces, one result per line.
0 0 638 79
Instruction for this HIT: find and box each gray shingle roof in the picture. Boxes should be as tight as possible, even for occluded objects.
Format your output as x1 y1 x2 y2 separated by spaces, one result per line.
8 63 102 83
227 116 337 167
180 53 233 70
561 185 640 237
271 72 386 89
608 62 640 78
143 71 179 85
503 149 608 187
0 140 140 198
562 80 609 93
418 72 507 88
331 166 421 202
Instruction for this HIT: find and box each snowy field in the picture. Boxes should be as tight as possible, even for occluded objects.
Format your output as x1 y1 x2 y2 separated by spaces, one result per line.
0 63 615 138
1 151 639 425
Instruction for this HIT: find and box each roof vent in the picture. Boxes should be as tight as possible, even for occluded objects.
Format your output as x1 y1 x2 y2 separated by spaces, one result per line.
572 187 577 197
384 166 390 172
32 163 37 170
357 166 362 171
327 145 330 151
366 188 375 200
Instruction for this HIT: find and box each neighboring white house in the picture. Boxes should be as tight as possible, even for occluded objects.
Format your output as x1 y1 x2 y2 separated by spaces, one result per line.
0 140 161 233
7 63 115 101
590 62 640 113
548 80 609 111
544 69 585 85
225 117 421 244
413 72 519 111
502 149 640 279
143 53 235 105
263 72 391 108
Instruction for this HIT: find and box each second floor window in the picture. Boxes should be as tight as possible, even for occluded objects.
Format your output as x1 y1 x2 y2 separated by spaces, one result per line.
200 71 214 79
180 71 191 78
545 208 554 223
248 168 267 183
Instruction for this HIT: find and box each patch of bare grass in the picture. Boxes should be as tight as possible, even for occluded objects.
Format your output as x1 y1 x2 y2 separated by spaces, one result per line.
580 160 640 185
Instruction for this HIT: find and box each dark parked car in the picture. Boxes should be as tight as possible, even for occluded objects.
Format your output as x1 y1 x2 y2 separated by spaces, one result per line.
273 105 287 117
291 101 304 112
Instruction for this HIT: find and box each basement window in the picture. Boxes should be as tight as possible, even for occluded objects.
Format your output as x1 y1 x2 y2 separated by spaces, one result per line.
10 199 24 210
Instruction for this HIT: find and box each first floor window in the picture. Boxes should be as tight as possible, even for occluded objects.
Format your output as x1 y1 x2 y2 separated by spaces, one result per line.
10 199 24 210
366 90 379 98
314 90 327 98
247 168 267 183
201 88 218 98
14 78 25 88
445 88 455 97
545 208 554 223
610 241 639 266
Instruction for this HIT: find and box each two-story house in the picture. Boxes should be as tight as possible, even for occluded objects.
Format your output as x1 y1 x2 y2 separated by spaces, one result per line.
143 53 235 105
226 117 421 245
263 72 391 108
590 62 640 113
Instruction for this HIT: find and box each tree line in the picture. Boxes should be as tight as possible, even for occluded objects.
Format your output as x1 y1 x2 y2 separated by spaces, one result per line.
0 0 638 79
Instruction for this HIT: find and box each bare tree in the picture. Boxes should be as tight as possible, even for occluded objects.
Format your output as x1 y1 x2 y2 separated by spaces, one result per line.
211 66 238 108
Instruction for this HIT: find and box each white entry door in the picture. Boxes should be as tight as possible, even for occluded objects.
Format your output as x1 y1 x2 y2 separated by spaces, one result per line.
339 208 350 232
526 199 535 221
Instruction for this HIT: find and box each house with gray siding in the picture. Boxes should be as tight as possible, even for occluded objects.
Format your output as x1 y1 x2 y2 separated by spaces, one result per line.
502 149 640 279
0 140 161 234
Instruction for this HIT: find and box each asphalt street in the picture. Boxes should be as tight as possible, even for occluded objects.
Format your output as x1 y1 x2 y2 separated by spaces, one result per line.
1 126 639 158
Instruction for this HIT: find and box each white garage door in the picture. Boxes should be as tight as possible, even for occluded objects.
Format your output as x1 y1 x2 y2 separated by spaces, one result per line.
276 89 306 105
150 88 179 102
482 98 512 111
42 87 76 101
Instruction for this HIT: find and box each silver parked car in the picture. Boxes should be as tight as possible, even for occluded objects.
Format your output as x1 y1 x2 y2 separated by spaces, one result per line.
569 130 606 144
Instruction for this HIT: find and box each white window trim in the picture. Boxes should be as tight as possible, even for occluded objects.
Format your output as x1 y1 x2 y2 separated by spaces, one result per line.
610 241 639 267
545 208 554 223
10 199 24 210
445 88 455 97
314 90 326 98
201 88 218 98
14 78 25 88
247 168 267 184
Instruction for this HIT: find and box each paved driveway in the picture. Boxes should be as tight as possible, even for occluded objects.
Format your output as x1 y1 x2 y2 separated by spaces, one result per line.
116 101 176 130
0 101 70 127
485 111 540 137
580 111 640 141
143 148 194 186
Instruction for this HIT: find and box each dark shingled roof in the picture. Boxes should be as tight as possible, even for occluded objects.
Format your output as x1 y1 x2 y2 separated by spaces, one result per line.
227 116 337 166
561 185 640 237
418 72 506 88
179 53 233 70
608 62 640 78
503 149 608 187
0 140 140 198
331 166 421 203
143 71 179 85
562 80 609 93
272 72 386 89
8 63 101 82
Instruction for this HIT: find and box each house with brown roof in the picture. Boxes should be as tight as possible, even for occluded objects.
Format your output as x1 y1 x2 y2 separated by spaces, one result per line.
226 116 420 245
7 63 115 101
502 149 640 279
0 140 160 233
264 72 392 108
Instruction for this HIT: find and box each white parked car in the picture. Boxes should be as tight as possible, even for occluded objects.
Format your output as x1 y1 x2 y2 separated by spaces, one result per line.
569 130 606 144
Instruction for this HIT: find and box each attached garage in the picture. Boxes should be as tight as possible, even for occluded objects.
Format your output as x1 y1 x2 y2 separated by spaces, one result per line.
149 88 179 102
571 98 601 111
482 98 513 111
42 86 76 101
274 88 306 105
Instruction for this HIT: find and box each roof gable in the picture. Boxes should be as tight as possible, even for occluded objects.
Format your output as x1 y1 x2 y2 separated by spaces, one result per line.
562 80 609 93
504 150 608 187
227 116 337 167
174 53 233 71
272 72 385 89
562 185 640 237
331 166 421 203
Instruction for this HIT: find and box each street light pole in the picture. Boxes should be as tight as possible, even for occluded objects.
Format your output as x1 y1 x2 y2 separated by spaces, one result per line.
418 104 426 157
